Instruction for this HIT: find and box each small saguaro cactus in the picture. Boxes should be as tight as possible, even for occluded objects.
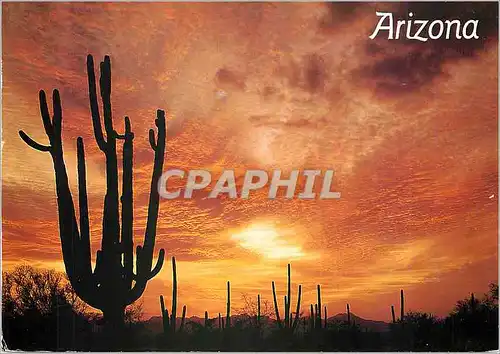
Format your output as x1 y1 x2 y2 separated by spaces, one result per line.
316 284 322 329
159 257 186 334
257 294 261 325
205 311 209 328
347 303 351 326
226 281 231 329
271 264 302 332
308 284 323 330
391 305 396 323
400 289 405 321
310 304 314 329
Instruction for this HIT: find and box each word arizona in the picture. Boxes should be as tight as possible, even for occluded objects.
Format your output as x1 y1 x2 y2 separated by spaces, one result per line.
157 169 341 199
369 12 479 41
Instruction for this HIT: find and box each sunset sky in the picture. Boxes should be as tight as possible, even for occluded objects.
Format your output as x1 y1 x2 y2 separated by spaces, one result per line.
2 2 498 321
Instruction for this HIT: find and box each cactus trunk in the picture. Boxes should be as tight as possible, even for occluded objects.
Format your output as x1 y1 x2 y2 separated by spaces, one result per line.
317 285 322 329
171 257 178 333
257 294 261 325
180 305 187 332
226 281 231 328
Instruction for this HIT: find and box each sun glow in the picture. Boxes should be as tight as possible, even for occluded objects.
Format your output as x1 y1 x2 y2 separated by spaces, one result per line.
230 223 304 259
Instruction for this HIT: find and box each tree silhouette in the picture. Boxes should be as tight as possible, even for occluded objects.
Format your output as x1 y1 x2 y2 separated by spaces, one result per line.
2 266 91 350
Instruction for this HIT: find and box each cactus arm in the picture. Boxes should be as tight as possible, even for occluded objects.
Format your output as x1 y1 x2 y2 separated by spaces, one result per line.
142 110 166 254
86 55 107 151
391 305 396 323
127 110 166 302
18 131 51 151
292 285 302 330
272 281 282 328
148 250 165 279
347 303 351 325
99 56 114 137
218 313 222 330
324 306 327 328
51 89 62 139
149 129 157 150
39 90 55 141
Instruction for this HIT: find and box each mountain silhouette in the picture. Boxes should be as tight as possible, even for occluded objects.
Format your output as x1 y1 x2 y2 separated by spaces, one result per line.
143 313 389 334
329 312 390 332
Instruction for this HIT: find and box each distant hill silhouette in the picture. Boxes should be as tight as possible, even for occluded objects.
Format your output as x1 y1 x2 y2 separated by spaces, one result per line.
329 312 390 332
143 313 389 334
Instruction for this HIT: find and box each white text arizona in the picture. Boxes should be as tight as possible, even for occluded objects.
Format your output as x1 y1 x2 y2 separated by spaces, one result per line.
369 11 479 42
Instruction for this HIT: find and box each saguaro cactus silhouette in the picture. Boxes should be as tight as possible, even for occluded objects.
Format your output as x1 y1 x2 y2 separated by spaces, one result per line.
271 264 302 332
159 257 187 334
226 281 231 328
18 55 166 327
400 289 405 321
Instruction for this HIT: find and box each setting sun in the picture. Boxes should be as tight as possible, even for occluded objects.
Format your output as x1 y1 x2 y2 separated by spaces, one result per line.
230 223 304 259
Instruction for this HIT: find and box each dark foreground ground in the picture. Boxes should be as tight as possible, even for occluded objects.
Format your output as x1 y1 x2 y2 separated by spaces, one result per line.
3 266 498 351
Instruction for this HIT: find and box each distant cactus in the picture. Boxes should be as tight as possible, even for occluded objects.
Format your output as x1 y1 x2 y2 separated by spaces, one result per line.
159 257 186 334
271 264 302 332
310 304 314 329
308 285 324 330
205 311 209 327
226 281 231 328
18 54 166 328
180 305 187 331
314 304 319 328
347 303 351 326
400 289 405 321
257 294 261 325
316 285 322 329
